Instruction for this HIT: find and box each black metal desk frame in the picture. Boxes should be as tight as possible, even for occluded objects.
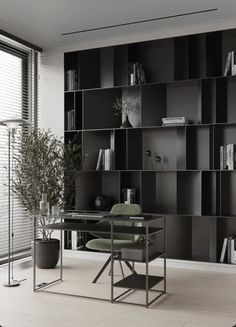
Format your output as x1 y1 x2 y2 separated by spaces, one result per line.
33 213 166 308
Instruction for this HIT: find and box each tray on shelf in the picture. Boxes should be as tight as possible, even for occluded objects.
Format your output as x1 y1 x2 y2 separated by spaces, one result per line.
113 273 164 290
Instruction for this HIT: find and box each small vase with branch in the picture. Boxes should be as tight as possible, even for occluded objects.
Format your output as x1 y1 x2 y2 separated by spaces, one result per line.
113 96 138 128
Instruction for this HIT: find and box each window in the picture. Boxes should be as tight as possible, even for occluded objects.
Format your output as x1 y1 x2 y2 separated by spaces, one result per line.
0 40 39 263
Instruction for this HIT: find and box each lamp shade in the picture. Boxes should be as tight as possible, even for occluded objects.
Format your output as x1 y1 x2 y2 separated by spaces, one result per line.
0 118 31 129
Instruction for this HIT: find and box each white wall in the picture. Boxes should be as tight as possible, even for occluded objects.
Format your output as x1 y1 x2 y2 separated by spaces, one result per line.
39 18 236 136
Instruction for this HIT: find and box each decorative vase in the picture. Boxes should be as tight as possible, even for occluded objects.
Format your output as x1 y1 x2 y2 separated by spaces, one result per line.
39 193 49 216
121 114 132 128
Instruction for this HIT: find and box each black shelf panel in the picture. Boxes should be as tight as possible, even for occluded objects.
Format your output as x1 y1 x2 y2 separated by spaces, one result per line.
64 122 236 133
113 273 164 290
42 222 164 236
63 74 236 94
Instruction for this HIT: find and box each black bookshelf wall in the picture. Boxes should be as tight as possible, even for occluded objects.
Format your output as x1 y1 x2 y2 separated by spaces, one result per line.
64 28 236 263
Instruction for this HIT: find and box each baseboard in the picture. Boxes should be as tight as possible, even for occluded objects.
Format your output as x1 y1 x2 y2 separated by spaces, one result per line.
64 249 236 273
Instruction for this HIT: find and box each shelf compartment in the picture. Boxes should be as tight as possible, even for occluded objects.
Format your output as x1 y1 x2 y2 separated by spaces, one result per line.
141 171 177 214
192 216 217 262
202 172 220 216
221 171 236 216
122 86 141 128
78 49 100 90
83 88 122 129
141 84 166 127
114 45 129 87
217 217 236 262
120 171 141 204
127 129 142 170
82 130 114 171
114 129 127 170
177 172 201 215
142 127 186 170
174 36 189 81
214 124 236 169
167 80 201 124
64 92 75 131
113 273 164 290
128 38 174 83
75 171 120 211
227 78 236 123
186 126 211 170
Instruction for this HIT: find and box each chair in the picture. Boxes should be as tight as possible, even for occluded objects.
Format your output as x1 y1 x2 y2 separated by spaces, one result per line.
86 203 142 283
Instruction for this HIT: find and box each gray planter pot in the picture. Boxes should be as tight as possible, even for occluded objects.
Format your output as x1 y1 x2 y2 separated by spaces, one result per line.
32 238 60 269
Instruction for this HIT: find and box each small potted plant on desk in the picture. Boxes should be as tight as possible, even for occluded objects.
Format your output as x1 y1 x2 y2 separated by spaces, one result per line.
13 129 80 268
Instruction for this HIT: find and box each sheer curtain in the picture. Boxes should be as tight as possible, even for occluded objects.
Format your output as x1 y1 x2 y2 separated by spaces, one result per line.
0 40 39 263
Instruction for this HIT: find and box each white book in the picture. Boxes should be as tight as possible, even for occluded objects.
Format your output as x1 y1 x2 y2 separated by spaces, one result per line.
71 231 78 250
232 64 236 76
227 144 236 170
220 145 224 170
227 237 235 263
230 238 235 264
231 51 235 76
96 149 104 170
220 237 228 263
224 52 232 76
162 117 186 122
104 149 112 170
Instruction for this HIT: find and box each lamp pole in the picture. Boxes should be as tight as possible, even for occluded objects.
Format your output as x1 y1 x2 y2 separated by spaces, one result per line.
0 118 31 287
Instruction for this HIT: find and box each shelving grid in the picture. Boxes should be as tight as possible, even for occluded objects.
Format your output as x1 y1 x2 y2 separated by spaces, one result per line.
64 28 236 263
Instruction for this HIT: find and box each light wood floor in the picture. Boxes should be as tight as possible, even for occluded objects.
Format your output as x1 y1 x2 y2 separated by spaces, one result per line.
0 256 236 327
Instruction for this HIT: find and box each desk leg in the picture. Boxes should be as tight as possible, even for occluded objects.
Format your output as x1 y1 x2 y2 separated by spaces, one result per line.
60 217 63 281
111 221 114 303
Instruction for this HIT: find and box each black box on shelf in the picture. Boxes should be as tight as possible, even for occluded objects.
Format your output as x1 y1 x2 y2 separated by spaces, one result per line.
121 243 156 261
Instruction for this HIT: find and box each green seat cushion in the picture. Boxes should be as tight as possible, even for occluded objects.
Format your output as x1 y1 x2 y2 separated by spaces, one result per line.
86 238 135 252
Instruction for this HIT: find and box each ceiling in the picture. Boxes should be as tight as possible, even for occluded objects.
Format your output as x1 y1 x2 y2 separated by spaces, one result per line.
1 0 236 49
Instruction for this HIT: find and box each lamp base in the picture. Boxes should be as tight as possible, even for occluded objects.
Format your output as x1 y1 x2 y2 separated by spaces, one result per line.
3 280 20 287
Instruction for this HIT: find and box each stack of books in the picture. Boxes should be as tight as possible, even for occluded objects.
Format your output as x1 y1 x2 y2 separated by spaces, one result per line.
66 109 75 130
128 62 146 85
65 69 79 91
224 51 236 76
96 149 113 170
162 117 188 126
220 236 236 264
220 144 236 170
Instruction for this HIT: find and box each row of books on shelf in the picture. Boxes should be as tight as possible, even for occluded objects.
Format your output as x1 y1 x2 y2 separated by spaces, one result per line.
220 236 236 264
65 69 79 91
66 109 75 130
224 50 236 76
162 116 188 126
128 62 146 85
96 149 113 170
220 144 236 170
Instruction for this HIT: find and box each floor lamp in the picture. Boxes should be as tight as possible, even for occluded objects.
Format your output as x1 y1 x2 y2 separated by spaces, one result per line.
0 118 31 287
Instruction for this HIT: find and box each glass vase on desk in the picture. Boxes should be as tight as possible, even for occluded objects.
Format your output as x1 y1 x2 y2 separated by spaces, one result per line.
39 193 50 216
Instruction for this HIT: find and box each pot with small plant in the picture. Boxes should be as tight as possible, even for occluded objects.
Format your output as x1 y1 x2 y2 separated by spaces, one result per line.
13 128 80 268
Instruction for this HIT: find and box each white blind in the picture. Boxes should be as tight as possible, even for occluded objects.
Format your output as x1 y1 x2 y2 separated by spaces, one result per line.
0 43 38 262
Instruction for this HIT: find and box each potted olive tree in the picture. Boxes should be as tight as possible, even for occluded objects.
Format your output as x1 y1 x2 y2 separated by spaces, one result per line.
13 129 80 268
